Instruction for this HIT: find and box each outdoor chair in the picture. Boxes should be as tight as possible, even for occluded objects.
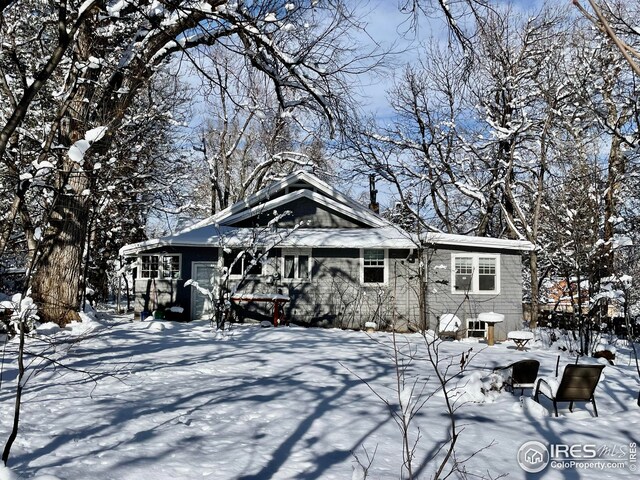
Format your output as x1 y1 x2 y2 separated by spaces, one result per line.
534 364 605 417
438 313 463 340
494 360 540 395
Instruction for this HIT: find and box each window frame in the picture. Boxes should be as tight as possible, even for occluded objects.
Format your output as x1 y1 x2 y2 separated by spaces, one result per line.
360 248 388 285
281 249 312 282
139 253 182 280
450 253 500 295
466 318 487 338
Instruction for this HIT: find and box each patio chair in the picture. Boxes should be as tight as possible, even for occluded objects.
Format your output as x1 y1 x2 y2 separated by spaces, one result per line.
494 360 540 395
438 313 463 340
534 364 605 417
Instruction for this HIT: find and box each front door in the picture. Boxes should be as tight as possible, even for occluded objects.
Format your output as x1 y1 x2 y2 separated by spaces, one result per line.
191 262 218 320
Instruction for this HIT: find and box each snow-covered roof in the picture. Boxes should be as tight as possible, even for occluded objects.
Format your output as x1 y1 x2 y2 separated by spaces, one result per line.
424 232 534 251
119 225 534 256
119 169 534 256
185 170 388 231
120 226 418 255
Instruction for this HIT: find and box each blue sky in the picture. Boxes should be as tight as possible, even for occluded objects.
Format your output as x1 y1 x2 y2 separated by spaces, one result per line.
355 0 552 118
339 0 556 202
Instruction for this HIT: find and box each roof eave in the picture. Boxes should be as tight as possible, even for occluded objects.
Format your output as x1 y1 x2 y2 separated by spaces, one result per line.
424 233 534 252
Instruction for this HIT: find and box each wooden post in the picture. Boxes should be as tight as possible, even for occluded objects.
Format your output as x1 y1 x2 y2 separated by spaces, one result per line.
478 312 504 347
273 300 280 327
487 323 495 346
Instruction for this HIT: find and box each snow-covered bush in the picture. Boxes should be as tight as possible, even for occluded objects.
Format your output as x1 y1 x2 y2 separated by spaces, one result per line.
0 293 39 337
450 371 505 404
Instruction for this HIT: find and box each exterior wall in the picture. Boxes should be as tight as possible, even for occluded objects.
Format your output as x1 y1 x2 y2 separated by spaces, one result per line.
130 243 524 337
133 246 219 320
425 246 525 340
388 249 423 330
204 247 420 330
269 248 419 330
134 277 181 318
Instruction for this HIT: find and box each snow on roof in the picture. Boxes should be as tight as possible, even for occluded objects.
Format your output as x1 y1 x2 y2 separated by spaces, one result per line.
120 170 534 256
187 170 388 231
120 225 533 256
424 232 534 251
222 189 386 228
120 226 418 255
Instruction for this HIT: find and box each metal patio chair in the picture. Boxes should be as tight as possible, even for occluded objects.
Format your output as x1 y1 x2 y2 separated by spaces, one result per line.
494 360 540 395
534 364 605 417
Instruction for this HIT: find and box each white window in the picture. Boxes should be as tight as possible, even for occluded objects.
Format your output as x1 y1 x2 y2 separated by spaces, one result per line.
223 249 264 277
478 257 497 291
362 249 386 284
282 250 311 281
451 254 499 294
140 254 181 279
467 318 487 338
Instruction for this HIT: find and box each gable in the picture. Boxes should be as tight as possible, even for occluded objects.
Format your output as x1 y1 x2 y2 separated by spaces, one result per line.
229 195 370 229
183 170 388 232
221 189 385 228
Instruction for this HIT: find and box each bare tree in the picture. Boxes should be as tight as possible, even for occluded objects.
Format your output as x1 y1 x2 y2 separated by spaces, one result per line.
345 327 490 479
574 0 640 76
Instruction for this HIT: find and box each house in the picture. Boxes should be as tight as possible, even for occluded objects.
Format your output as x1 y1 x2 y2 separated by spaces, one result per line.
119 170 534 339
538 277 629 335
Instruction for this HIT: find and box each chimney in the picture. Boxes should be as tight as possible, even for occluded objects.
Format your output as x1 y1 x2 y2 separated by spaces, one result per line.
368 173 379 214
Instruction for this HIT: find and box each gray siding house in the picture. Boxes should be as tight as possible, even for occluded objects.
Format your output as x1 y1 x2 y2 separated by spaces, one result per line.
119 170 533 339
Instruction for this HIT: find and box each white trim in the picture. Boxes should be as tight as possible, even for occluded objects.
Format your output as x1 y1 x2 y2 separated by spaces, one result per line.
360 248 388 286
466 317 488 338
138 253 182 280
450 253 500 295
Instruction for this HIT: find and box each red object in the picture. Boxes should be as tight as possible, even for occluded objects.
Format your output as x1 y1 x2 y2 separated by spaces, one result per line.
230 294 290 327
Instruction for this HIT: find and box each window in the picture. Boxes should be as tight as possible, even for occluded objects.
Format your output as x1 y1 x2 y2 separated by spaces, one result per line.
282 251 311 281
454 257 473 291
467 318 487 338
478 257 496 291
224 249 264 277
451 254 499 294
141 255 159 279
140 254 181 279
362 249 386 284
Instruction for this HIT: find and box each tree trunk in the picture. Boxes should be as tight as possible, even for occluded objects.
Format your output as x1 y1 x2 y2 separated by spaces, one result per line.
29 7 100 326
31 168 90 326
529 251 539 328
603 134 624 276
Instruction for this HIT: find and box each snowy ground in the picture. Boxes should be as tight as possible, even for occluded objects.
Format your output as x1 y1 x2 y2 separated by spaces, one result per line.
0 313 639 480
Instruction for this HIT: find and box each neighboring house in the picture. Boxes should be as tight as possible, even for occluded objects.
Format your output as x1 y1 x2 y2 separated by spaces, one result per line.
539 277 627 329
119 170 533 339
